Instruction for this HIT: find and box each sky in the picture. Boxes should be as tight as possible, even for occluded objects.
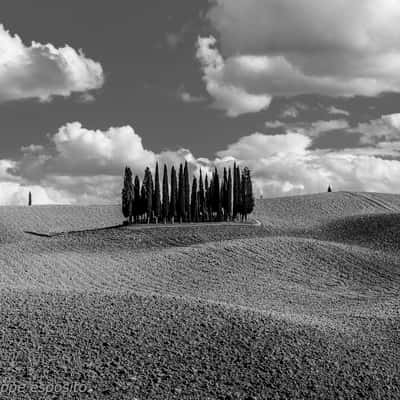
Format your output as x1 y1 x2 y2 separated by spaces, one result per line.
2 0 400 204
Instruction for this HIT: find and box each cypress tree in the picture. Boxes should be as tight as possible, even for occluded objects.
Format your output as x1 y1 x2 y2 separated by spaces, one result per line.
170 166 178 223
240 167 254 221
233 162 237 220
208 174 214 221
212 168 222 221
140 184 146 223
222 167 228 221
162 164 169 223
198 169 205 222
154 162 161 223
143 167 153 223
122 167 134 223
191 176 198 222
227 168 233 221
28 191 32 207
133 175 141 223
184 161 190 222
178 164 185 223
246 168 255 217
232 162 240 220
235 165 241 220
205 174 210 222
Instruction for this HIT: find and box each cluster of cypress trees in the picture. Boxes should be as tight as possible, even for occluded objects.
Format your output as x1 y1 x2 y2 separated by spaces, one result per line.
122 161 254 224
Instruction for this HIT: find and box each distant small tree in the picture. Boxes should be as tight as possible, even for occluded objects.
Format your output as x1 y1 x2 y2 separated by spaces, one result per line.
170 166 178 223
328 185 332 193
162 164 169 223
178 164 185 223
153 162 161 223
184 161 190 222
121 167 134 223
191 176 198 222
28 191 32 207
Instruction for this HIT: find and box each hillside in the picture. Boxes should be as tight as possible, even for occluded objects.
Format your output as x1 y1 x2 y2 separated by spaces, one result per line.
0 192 399 399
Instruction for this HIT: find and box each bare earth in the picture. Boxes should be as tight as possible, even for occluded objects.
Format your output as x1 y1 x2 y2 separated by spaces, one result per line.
0 191 399 399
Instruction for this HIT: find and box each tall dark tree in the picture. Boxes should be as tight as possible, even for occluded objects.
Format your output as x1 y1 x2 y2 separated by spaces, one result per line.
170 166 178 223
28 191 32 207
153 162 161 223
227 168 233 221
205 174 211 222
240 167 255 221
235 164 241 220
122 167 134 223
198 169 205 222
233 162 239 220
328 185 332 193
222 167 229 221
212 168 222 221
143 167 153 223
140 184 146 223
162 164 169 223
184 161 190 222
133 175 141 223
178 163 185 223
191 176 198 222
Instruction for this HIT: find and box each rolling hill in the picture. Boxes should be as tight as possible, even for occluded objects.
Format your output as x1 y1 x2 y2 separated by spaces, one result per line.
0 192 399 399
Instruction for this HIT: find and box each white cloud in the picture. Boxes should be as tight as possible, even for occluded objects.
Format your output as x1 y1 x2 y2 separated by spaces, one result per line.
0 182 65 206
217 132 311 159
280 106 299 119
196 1 400 116
5 119 400 205
217 132 400 197
304 120 349 137
196 36 271 117
177 87 205 103
265 119 349 138
0 160 65 205
352 113 400 144
51 122 156 175
78 93 96 103
0 24 104 102
327 106 350 116
265 121 285 129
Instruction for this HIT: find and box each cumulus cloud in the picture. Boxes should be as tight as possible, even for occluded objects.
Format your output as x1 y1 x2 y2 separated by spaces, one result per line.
5 118 400 205
0 160 66 205
351 114 400 144
217 132 311 160
196 0 400 116
217 132 400 197
327 106 350 116
196 36 271 117
0 24 104 102
50 122 156 175
265 119 349 138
